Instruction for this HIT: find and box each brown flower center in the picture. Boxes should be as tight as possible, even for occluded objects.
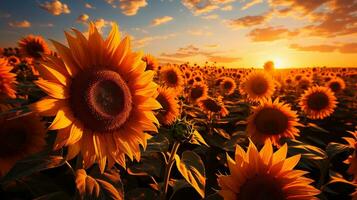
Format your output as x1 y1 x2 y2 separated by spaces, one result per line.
254 108 289 135
237 174 285 200
202 99 221 113
70 69 132 132
251 78 268 95
307 92 329 111
26 41 45 59
329 82 341 92
190 87 203 100
166 70 178 85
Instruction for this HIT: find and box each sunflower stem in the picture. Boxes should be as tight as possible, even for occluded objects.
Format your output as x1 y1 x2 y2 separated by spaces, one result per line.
161 141 180 200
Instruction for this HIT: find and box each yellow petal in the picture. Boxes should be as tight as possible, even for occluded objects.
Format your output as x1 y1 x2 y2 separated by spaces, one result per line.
48 107 74 130
36 79 69 99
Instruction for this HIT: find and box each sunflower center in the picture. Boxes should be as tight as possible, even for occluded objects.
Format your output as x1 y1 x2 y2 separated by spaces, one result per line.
202 99 221 113
191 87 203 99
166 70 178 85
251 78 268 95
254 108 289 135
223 81 232 90
0 125 28 158
70 69 132 132
329 82 341 92
27 41 45 58
237 174 285 200
307 92 329 111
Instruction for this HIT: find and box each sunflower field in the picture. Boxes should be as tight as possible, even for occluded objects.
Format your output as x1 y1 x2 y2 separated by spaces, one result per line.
0 23 357 200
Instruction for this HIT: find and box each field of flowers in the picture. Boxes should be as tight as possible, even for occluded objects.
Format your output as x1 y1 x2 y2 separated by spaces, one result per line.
0 23 356 200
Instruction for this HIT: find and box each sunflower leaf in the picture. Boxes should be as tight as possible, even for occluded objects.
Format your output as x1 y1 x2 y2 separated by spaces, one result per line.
190 130 209 147
326 142 351 159
174 151 206 198
1 155 66 183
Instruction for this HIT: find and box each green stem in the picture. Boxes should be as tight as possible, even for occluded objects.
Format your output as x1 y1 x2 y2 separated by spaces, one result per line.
161 142 181 200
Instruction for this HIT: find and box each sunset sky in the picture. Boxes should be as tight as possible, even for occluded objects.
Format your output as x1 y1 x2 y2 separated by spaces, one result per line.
0 0 356 68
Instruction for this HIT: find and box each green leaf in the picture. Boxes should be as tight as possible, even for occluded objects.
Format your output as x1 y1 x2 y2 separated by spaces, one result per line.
306 123 329 133
326 142 351 158
190 130 209 147
175 151 206 198
1 155 66 183
128 153 164 177
145 133 170 153
213 128 230 140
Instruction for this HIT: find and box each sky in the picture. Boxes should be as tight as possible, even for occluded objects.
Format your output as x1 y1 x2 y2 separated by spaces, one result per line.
0 0 356 68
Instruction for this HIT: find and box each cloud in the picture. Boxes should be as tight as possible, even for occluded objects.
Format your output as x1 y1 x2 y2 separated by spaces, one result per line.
242 0 263 10
151 16 173 26
181 0 235 15
77 14 89 23
221 5 233 11
119 0 148 16
39 0 70 16
133 33 177 47
201 14 219 20
161 44 241 63
85 3 95 9
248 26 299 42
227 14 269 28
290 43 357 54
187 29 213 36
9 20 31 28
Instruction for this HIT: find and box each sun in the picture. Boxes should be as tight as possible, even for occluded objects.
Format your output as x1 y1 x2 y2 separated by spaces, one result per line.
274 57 284 69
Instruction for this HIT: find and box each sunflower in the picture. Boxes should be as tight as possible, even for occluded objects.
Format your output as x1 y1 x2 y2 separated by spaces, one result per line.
18 35 50 59
263 60 274 72
0 58 17 99
299 86 337 120
31 23 161 172
326 77 346 93
156 87 179 126
142 54 158 71
160 65 184 92
188 82 208 102
7 55 20 66
0 113 46 176
220 77 236 95
218 140 320 200
239 71 275 102
297 77 312 90
247 98 301 146
198 96 228 118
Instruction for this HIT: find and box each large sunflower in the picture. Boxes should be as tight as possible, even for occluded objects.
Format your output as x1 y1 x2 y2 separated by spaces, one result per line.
220 77 236 96
299 86 337 120
31 23 161 172
343 131 357 180
218 140 320 200
160 65 184 92
142 54 158 71
156 87 179 126
247 98 301 146
18 35 50 59
239 71 275 102
0 113 46 176
0 58 17 99
326 77 346 93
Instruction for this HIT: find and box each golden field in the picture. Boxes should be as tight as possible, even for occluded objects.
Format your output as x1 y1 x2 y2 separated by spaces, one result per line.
0 23 356 200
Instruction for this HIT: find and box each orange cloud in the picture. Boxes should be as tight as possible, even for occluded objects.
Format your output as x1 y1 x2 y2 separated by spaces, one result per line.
134 33 177 47
85 3 95 9
39 0 70 16
290 43 357 54
151 16 173 26
9 20 31 28
242 0 263 10
227 14 269 28
119 0 147 16
77 14 89 23
187 29 212 36
248 26 299 42
181 0 234 15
